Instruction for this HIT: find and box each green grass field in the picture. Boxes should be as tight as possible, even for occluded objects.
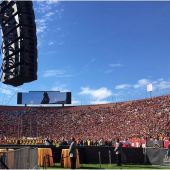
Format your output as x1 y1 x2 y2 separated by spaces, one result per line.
45 163 170 169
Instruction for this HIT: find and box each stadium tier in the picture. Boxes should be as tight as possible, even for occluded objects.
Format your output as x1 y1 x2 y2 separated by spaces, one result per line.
0 94 170 147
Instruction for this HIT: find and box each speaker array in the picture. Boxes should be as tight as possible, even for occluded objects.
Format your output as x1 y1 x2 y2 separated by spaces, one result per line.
0 1 37 86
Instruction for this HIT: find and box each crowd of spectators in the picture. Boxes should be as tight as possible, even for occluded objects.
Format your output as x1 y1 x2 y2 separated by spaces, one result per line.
0 94 170 148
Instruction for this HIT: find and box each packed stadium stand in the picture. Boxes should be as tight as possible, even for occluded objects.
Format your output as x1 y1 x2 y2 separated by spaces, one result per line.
0 94 170 147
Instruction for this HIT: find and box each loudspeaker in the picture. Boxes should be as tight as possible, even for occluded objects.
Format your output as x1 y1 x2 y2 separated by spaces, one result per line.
0 0 37 86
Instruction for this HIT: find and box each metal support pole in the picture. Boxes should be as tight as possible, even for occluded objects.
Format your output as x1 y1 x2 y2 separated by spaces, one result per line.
109 150 111 165
143 147 147 164
98 151 101 169
150 91 152 98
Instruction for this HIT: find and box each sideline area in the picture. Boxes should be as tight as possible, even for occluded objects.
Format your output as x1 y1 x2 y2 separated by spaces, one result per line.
44 163 170 169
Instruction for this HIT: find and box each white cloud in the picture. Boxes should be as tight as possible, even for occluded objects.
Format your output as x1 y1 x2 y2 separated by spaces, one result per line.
51 83 70 92
49 41 54 46
45 11 55 17
90 100 111 105
79 87 112 100
58 41 64 46
82 58 96 71
90 58 96 63
72 100 81 105
57 27 61 31
0 85 23 105
104 63 123 74
35 2 63 35
115 84 131 90
0 84 21 96
37 25 47 34
43 69 72 78
36 11 55 34
115 78 151 90
36 0 60 5
133 79 150 88
36 18 47 34
104 69 112 74
114 78 170 92
109 63 123 68
46 0 60 4
0 88 12 95
155 80 170 90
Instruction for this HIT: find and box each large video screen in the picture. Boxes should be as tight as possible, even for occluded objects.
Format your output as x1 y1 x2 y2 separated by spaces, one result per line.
17 91 71 104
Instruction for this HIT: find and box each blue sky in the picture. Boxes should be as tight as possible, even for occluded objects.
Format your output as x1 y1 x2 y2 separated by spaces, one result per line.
1 1 170 105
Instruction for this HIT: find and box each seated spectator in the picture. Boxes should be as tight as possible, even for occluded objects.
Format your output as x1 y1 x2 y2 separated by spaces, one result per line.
123 138 131 147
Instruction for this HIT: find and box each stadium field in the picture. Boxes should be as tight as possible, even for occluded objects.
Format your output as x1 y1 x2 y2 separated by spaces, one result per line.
46 163 170 169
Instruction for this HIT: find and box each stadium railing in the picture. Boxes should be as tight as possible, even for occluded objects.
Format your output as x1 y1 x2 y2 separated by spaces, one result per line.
0 147 38 169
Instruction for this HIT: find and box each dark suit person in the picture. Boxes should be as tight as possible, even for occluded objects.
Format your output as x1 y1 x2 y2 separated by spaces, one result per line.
168 143 170 161
41 92 50 104
69 137 77 169
114 138 122 166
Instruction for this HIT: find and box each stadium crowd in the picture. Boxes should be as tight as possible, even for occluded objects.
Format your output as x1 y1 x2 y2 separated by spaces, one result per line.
0 94 170 148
